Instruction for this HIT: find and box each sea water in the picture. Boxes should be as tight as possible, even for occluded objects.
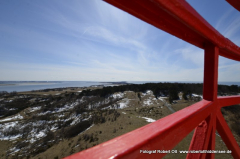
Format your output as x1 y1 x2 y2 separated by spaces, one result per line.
0 81 103 92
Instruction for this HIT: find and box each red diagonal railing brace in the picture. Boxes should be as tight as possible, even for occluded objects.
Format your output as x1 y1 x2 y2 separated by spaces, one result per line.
64 0 240 158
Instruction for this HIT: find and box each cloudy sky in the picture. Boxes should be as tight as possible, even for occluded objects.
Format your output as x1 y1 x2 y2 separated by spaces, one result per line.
0 0 240 82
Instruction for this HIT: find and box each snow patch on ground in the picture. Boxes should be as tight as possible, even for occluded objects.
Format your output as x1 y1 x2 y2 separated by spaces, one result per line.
142 90 153 96
192 94 203 99
38 101 79 115
70 114 82 126
118 98 129 109
58 114 65 118
142 117 156 123
111 92 124 99
0 121 21 141
122 112 126 114
35 131 46 139
50 124 58 132
0 121 19 130
0 114 23 122
0 134 21 141
143 99 153 106
9 147 20 155
58 102 78 112
29 106 41 113
29 130 47 143
9 108 17 111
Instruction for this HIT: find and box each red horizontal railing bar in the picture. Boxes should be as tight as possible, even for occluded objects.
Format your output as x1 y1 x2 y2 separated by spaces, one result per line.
104 0 240 62
218 95 240 107
64 100 212 159
226 0 240 12
216 111 240 158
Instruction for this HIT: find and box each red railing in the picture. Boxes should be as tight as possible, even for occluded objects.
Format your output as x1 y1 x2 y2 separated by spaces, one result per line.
65 0 240 158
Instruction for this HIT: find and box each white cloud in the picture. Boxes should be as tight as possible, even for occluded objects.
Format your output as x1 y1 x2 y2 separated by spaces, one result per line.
215 8 234 31
215 7 240 45
176 47 204 67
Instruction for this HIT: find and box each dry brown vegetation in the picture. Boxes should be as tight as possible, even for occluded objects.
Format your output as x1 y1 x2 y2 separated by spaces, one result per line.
0 85 239 159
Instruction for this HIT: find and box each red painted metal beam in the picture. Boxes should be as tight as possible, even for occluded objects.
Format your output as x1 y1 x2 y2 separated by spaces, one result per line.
201 116 214 159
216 111 240 159
226 0 240 12
203 44 219 101
104 0 240 62
64 100 212 159
205 114 216 159
218 95 240 107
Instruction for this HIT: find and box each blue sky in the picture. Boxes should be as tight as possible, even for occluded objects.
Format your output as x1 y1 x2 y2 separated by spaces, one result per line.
0 0 240 82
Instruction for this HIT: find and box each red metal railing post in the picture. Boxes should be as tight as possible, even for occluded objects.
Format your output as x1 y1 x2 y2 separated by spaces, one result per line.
188 43 219 159
202 43 219 101
204 44 219 159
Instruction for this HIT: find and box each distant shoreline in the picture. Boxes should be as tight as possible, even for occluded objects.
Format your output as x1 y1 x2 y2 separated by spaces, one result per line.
0 82 56 86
